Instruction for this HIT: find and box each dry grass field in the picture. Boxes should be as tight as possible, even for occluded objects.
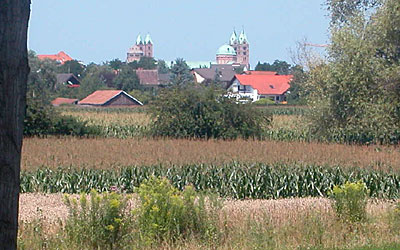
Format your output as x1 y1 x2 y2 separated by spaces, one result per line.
22 137 400 171
18 194 400 249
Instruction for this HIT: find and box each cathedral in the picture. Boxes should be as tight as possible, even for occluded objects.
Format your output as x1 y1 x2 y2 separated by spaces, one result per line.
216 30 249 68
126 33 153 63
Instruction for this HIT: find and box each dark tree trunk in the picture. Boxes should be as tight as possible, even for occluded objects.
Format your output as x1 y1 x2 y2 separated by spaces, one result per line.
0 1 31 249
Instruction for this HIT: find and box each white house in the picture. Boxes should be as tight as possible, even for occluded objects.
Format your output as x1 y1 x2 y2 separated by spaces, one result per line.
227 72 293 102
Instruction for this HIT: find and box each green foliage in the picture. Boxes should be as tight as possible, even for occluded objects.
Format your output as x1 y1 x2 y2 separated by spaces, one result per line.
108 59 124 70
58 60 85 77
157 59 170 74
128 57 157 70
20 164 400 199
128 89 154 105
114 65 140 92
149 85 271 139
306 0 400 144
255 60 292 75
330 181 369 222
253 98 276 105
169 58 194 86
135 177 220 243
63 190 132 249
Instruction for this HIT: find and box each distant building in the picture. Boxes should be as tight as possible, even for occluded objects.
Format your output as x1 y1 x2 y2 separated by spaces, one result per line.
51 97 78 106
135 68 171 86
37 51 73 65
227 73 293 102
216 30 249 68
127 34 153 63
56 73 80 88
78 90 143 107
192 64 244 88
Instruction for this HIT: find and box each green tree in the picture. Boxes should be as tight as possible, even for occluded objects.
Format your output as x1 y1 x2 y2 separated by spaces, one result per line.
255 60 292 75
108 58 124 70
306 0 400 144
113 65 140 92
326 0 381 26
58 59 85 77
149 85 271 139
170 58 194 86
157 59 170 74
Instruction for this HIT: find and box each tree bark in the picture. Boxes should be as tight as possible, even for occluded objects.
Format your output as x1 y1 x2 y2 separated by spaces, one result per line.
0 1 31 249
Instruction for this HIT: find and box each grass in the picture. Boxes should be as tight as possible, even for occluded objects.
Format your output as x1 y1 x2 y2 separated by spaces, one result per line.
17 194 400 249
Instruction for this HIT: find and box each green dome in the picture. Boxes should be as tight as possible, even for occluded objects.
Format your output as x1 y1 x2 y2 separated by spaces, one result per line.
216 44 236 56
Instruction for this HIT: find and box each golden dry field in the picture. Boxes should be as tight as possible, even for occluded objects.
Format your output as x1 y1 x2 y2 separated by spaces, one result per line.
22 137 400 171
19 193 400 249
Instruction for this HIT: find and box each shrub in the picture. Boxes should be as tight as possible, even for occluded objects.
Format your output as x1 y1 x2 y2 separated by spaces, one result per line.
330 181 369 223
149 85 271 139
253 98 276 105
63 190 132 249
135 177 220 243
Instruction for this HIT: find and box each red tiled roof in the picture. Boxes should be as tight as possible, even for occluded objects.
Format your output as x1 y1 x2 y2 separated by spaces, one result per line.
37 51 73 64
243 71 278 75
51 98 78 106
78 90 123 105
234 74 293 95
136 69 159 85
68 84 80 88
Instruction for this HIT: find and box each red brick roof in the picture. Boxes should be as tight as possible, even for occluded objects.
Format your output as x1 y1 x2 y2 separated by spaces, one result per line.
51 98 78 106
79 90 124 105
136 69 159 85
37 51 73 64
78 90 143 106
234 74 293 95
243 71 278 75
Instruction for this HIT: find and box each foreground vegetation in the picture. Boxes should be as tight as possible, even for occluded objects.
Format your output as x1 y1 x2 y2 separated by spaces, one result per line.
17 179 400 250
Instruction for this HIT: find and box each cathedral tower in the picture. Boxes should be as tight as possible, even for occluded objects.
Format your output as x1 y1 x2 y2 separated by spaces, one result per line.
230 29 249 68
127 33 153 63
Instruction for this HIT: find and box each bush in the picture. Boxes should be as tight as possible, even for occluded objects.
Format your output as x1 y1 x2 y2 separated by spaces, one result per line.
253 98 276 105
149 85 271 139
63 190 132 249
135 177 220 243
330 181 369 223
24 95 99 137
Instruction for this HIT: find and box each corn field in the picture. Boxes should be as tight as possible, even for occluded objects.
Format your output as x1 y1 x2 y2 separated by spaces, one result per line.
21 163 400 199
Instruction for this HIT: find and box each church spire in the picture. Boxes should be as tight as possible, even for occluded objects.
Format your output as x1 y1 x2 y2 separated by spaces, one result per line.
144 33 153 44
229 29 238 45
136 34 143 45
238 28 248 44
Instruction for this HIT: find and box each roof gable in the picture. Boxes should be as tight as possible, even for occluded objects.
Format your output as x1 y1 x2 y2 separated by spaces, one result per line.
233 74 293 95
78 90 143 106
37 51 73 64
51 97 78 106
56 73 80 85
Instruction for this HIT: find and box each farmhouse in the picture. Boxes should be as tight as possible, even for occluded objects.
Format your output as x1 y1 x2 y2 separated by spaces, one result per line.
192 64 244 88
78 90 143 107
227 73 293 102
51 97 79 106
56 73 80 88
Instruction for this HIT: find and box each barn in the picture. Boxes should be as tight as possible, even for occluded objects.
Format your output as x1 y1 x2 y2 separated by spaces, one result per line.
78 90 143 107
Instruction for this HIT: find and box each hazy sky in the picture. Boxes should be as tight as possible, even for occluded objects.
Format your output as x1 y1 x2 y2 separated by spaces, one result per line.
28 0 330 67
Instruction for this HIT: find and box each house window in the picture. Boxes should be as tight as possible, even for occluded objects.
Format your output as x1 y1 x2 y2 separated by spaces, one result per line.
243 47 246 50
276 96 280 101
243 52 247 55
